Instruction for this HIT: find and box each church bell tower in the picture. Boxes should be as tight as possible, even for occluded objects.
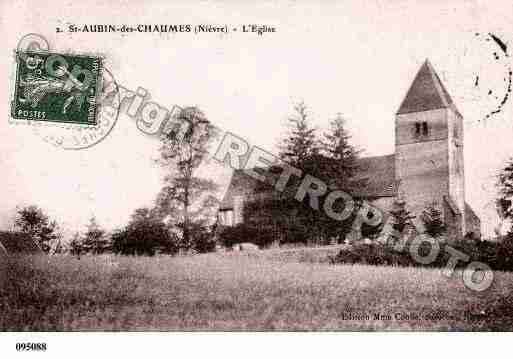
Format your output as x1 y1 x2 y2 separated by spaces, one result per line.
395 59 466 238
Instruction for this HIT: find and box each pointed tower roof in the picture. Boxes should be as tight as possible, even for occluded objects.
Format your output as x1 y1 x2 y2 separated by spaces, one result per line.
397 59 455 115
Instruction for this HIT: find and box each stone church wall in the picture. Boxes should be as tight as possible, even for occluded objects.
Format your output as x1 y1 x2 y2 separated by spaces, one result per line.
395 139 449 223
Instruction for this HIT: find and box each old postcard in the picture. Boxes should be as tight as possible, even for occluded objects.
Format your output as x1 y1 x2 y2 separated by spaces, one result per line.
1 0 513 356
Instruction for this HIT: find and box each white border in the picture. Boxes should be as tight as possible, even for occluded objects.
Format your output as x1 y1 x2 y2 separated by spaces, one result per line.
0 332 511 359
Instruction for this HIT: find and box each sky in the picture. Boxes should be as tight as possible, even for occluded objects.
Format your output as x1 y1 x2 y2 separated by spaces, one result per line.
1 0 513 238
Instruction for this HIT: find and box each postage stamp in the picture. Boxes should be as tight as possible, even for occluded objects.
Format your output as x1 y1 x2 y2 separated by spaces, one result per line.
11 51 103 125
27 67 121 150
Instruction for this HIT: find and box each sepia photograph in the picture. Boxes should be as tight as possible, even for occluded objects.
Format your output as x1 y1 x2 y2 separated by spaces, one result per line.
1 0 513 356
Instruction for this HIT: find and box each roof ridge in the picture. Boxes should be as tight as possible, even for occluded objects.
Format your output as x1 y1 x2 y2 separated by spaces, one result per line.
425 59 454 107
397 59 454 115
425 60 449 107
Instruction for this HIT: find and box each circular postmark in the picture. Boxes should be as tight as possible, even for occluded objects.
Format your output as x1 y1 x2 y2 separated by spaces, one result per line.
439 32 512 124
30 68 120 150
13 33 120 150
472 32 512 122
16 33 50 57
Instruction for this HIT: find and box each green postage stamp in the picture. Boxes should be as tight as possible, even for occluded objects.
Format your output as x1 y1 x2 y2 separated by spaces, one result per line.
11 51 103 125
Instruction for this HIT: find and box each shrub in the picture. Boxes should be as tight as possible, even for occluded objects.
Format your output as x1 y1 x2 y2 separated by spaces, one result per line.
111 221 178 256
189 223 217 253
82 217 109 255
421 202 446 238
330 243 414 267
13 205 61 253
488 235 513 270
390 199 415 233
68 232 83 256
218 224 275 249
330 235 513 272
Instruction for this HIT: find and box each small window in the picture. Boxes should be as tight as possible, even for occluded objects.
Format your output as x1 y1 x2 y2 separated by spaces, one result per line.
422 122 428 136
415 122 421 136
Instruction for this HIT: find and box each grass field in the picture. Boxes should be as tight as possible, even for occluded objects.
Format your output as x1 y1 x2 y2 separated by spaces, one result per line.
1 248 513 331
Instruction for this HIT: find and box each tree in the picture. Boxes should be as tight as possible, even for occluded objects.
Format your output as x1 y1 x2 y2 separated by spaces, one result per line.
187 222 217 253
275 106 366 245
278 101 319 170
421 202 446 237
315 114 362 242
14 205 60 253
82 217 109 255
275 102 323 243
51 237 65 254
241 197 310 246
69 232 84 256
111 207 178 256
156 107 218 251
319 113 360 190
279 108 366 243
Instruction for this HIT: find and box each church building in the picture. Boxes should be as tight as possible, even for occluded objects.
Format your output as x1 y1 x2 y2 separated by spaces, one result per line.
219 60 481 240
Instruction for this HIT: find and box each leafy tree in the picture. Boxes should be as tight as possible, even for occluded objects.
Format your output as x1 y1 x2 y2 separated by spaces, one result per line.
187 222 217 253
14 205 60 253
156 107 218 251
111 208 177 256
421 202 446 237
128 208 178 254
82 217 109 255
218 223 276 249
241 197 310 246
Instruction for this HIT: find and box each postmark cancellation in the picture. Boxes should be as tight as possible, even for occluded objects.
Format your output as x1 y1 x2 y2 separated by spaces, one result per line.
11 51 103 125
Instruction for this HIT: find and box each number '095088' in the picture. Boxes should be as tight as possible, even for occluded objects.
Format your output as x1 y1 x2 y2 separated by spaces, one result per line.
16 343 47 351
